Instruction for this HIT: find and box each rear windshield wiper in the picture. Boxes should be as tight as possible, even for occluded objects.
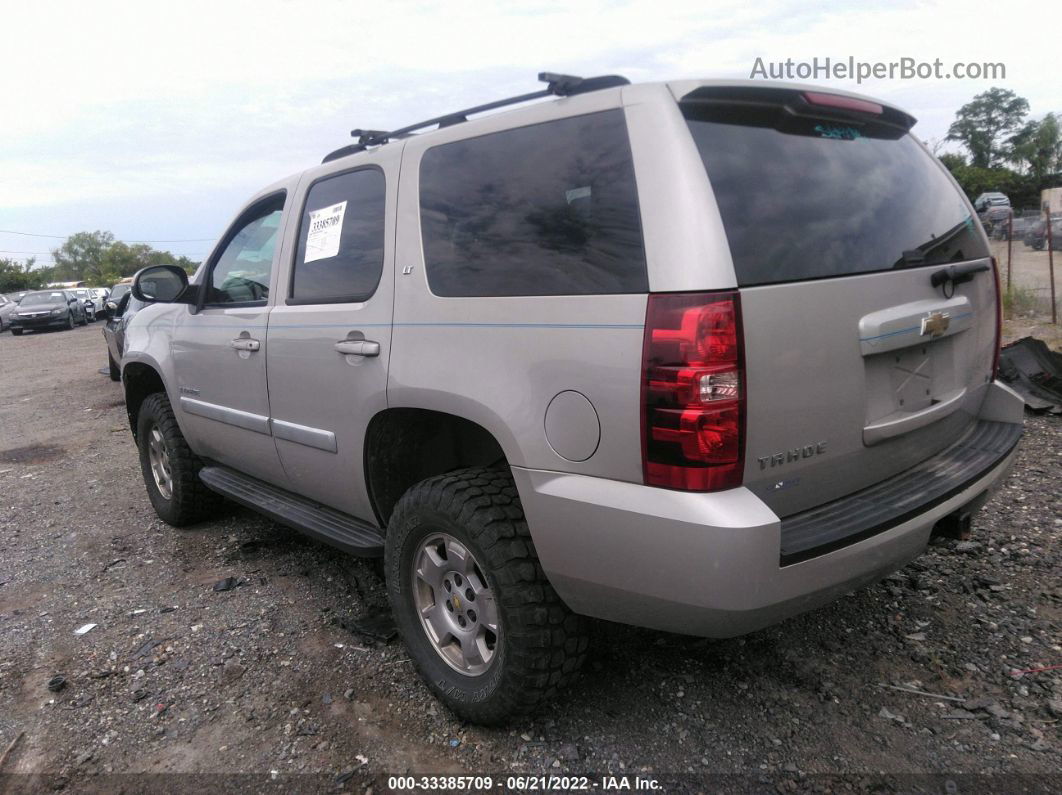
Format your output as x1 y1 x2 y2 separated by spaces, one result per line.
930 262 990 289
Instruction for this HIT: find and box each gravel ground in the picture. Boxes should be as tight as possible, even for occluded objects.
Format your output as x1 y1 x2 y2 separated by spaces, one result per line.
0 323 1059 793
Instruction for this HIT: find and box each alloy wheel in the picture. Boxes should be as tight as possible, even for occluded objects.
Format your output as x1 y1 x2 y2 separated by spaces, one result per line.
411 532 499 675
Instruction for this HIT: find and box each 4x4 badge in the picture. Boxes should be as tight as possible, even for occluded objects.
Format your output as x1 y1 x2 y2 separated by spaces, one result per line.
921 311 950 338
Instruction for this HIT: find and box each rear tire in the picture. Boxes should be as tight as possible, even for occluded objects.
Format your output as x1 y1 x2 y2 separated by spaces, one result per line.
108 352 121 382
66 313 75 330
12 328 23 336
385 467 588 724
137 392 222 526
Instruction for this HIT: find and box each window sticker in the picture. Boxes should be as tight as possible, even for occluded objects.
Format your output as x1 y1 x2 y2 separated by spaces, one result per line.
565 185 592 204
305 200 347 263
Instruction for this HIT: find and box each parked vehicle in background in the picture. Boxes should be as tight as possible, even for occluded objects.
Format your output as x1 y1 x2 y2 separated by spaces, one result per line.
993 214 1034 241
0 294 17 331
121 75 1024 723
1006 216 1034 241
69 288 101 321
1023 216 1062 250
974 192 1011 236
102 290 148 380
1024 218 1046 249
9 289 88 334
107 280 134 307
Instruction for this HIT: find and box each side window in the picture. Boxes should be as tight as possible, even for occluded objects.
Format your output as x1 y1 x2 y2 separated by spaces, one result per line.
291 168 386 303
419 109 647 297
206 196 285 305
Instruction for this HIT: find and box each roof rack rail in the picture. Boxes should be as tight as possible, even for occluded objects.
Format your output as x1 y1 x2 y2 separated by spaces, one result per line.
323 72 629 163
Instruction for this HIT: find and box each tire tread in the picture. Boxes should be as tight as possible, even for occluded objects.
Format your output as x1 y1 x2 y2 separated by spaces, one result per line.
387 467 588 724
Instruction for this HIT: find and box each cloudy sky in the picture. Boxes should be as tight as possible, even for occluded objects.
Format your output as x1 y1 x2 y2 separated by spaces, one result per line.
1 0 1056 267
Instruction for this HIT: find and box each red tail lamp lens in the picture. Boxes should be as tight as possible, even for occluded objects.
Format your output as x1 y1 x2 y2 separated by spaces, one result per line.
990 256 1002 379
642 292 745 491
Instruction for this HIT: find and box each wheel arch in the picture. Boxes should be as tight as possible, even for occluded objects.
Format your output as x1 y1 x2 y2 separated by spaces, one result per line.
364 408 508 527
123 360 168 441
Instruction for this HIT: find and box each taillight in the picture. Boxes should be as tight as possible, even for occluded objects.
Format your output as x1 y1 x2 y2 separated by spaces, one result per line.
990 256 1002 379
641 291 745 491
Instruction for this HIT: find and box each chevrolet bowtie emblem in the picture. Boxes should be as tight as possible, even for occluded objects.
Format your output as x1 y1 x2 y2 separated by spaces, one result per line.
921 311 950 338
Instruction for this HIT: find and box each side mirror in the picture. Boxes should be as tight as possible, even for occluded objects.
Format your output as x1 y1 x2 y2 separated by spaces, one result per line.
132 265 189 303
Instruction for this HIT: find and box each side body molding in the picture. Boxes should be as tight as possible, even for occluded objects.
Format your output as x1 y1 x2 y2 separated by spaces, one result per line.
178 396 338 453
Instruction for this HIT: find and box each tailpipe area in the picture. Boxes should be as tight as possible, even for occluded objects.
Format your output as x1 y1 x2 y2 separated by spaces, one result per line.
931 490 990 541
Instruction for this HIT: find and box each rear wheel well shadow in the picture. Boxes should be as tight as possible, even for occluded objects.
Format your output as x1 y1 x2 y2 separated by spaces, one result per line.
365 408 507 527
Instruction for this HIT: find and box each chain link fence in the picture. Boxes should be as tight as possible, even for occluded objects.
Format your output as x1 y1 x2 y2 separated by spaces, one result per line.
987 208 1060 324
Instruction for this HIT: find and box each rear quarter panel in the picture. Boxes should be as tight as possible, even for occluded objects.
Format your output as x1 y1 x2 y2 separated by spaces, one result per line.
390 89 663 482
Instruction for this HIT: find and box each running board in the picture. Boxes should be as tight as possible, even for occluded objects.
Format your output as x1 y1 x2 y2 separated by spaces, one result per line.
199 466 384 557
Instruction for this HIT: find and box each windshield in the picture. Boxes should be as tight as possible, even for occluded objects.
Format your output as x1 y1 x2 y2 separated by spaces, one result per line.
20 291 67 307
683 101 989 286
109 283 131 303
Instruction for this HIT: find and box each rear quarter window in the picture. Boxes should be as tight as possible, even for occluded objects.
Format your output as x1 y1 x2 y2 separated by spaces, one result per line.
419 109 648 297
683 102 989 286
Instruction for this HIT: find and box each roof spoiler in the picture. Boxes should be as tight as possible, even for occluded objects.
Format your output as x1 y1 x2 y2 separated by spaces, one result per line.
679 85 917 132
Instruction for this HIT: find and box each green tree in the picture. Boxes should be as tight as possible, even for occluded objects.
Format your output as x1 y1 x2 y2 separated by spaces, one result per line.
946 88 1030 168
937 152 966 171
0 257 46 294
48 231 200 286
50 230 115 284
1008 113 1062 183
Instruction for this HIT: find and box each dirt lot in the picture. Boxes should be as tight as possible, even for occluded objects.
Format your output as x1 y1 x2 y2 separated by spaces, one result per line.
0 323 1059 793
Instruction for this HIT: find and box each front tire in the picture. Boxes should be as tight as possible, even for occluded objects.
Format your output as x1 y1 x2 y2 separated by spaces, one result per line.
108 352 121 381
385 467 588 724
66 313 75 330
12 328 23 336
137 393 221 526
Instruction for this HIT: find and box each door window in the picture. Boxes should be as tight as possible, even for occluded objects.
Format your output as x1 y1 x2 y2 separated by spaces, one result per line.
290 168 386 303
206 196 285 305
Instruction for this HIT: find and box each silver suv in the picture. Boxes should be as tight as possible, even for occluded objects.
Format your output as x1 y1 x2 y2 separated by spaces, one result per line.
123 74 1024 723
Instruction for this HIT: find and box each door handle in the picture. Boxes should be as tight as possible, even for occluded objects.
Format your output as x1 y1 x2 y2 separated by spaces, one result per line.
230 337 261 352
334 339 380 357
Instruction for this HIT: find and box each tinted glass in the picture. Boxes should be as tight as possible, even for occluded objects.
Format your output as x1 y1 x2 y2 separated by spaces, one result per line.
292 168 386 303
420 110 647 297
109 283 131 303
207 199 284 304
20 291 67 306
683 105 989 286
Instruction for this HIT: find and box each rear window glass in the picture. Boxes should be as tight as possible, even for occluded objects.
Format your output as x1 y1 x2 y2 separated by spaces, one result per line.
683 103 989 286
419 109 647 297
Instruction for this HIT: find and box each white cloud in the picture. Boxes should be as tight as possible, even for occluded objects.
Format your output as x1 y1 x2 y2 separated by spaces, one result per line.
0 0 1057 229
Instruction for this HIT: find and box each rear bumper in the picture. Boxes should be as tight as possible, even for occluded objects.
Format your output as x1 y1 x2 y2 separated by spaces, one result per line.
514 381 1024 638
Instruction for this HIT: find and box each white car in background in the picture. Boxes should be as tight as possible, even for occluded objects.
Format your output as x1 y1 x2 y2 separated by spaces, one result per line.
70 288 102 321
0 294 18 331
